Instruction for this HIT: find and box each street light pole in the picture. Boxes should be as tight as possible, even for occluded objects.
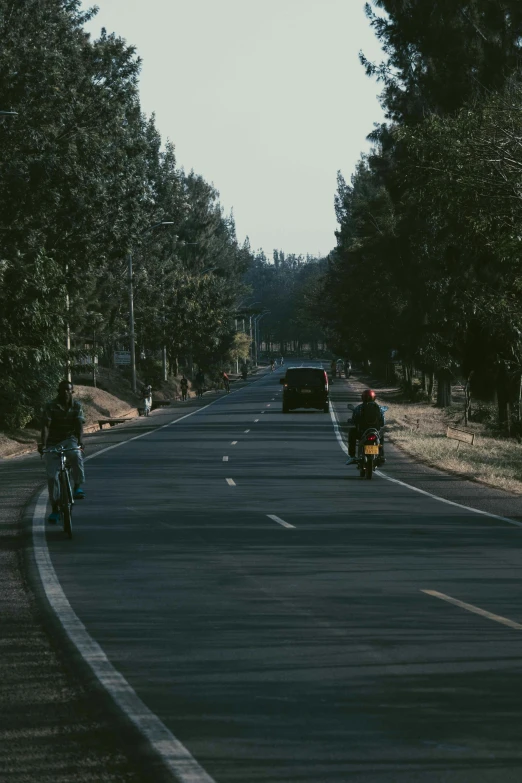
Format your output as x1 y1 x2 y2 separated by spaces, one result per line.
128 221 174 394
254 312 270 365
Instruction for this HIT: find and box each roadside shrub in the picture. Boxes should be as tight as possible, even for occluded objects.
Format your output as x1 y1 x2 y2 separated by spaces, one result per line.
1 404 35 431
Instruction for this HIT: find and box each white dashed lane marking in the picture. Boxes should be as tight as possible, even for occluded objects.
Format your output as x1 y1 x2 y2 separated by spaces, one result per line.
267 514 295 529
231 441 237 445
254 419 259 423
244 430 250 433
222 456 229 462
422 590 522 630
226 478 236 486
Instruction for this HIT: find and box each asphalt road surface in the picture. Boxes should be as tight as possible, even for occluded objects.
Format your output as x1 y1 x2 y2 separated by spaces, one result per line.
43 364 522 782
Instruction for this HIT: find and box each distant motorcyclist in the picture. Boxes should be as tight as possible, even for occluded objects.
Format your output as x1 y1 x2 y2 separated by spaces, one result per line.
241 365 248 380
346 389 386 465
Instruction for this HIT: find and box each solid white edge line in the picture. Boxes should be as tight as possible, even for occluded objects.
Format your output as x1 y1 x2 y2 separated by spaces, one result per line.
328 401 522 529
422 589 522 630
267 514 295 529
377 470 522 528
34 396 230 782
32 490 216 783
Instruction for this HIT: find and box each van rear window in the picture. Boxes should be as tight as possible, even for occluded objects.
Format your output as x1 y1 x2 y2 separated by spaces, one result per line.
285 369 325 387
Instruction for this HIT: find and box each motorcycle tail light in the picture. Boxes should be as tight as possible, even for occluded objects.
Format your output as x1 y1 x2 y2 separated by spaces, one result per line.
367 434 377 442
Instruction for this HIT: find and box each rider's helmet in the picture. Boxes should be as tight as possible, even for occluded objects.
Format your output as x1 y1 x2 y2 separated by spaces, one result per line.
361 389 376 402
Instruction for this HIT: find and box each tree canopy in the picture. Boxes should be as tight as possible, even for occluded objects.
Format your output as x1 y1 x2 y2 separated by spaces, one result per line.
0 0 253 427
315 0 522 430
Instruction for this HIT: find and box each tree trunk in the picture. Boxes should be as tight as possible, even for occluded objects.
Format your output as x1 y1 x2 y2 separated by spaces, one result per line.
402 361 413 394
464 373 472 427
496 363 509 432
436 369 452 408
427 372 434 402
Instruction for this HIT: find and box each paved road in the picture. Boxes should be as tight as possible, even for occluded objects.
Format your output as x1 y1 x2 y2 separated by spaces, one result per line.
43 364 522 782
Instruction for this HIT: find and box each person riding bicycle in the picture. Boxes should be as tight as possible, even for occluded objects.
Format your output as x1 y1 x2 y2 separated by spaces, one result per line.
39 380 85 524
195 369 205 397
222 371 230 392
346 389 386 465
180 375 188 401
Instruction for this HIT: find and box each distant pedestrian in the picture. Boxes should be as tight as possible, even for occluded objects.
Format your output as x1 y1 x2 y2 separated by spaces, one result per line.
142 382 152 416
195 369 205 398
180 375 188 401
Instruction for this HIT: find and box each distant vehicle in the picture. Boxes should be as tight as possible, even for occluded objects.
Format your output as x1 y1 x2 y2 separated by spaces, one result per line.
280 367 329 413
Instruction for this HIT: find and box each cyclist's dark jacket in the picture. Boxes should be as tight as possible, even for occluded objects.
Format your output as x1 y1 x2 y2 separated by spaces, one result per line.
42 399 85 445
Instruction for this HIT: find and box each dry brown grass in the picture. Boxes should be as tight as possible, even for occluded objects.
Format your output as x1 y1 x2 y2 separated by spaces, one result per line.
345 375 522 495
380 389 522 495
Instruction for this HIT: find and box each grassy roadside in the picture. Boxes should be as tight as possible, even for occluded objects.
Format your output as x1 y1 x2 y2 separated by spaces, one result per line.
349 376 522 496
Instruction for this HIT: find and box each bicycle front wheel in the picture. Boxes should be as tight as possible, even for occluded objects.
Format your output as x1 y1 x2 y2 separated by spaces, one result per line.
60 473 73 539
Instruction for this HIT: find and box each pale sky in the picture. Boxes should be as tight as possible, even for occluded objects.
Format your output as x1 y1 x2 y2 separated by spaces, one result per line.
83 1 386 258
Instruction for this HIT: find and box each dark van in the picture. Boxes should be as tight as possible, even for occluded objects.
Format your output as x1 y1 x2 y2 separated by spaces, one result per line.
280 367 329 413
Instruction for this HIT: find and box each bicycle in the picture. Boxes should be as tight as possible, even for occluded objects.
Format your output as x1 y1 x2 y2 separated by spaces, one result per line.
42 445 79 539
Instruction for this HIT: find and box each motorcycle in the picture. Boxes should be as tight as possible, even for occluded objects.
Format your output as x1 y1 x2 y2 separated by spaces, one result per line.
356 426 382 480
347 403 388 480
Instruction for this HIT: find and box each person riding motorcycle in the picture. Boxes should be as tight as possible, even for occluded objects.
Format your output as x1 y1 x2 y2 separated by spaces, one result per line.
346 389 386 465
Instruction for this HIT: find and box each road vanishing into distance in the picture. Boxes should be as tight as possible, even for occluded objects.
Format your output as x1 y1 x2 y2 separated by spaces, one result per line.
40 364 522 782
